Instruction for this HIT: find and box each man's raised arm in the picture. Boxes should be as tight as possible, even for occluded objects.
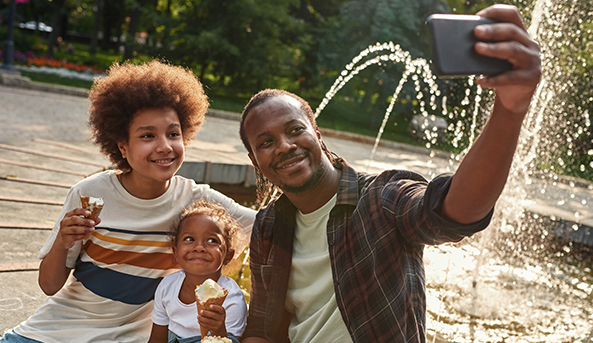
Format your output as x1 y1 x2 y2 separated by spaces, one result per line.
441 5 542 224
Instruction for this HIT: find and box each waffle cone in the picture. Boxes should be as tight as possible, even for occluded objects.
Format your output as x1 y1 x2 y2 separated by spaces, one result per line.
80 196 103 221
196 289 228 337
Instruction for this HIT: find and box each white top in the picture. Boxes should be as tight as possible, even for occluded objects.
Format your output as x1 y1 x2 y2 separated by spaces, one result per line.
151 271 247 338
14 170 255 343
285 194 352 343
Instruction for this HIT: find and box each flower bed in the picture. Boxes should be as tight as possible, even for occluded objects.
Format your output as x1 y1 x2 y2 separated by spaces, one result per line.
27 56 105 75
0 50 106 82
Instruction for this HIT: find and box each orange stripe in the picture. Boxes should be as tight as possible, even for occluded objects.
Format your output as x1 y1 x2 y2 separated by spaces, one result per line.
91 231 171 247
83 240 179 270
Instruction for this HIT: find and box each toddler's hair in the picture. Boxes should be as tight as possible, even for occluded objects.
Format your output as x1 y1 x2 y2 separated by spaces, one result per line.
169 200 241 258
88 59 208 172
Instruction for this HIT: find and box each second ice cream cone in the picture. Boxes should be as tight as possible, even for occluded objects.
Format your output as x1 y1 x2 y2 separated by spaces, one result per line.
195 288 228 337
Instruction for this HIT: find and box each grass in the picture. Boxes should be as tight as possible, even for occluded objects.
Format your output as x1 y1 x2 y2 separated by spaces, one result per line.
312 96 428 148
21 70 95 89
207 94 250 113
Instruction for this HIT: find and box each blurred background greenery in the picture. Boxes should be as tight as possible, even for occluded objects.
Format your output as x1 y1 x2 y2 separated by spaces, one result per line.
0 0 591 182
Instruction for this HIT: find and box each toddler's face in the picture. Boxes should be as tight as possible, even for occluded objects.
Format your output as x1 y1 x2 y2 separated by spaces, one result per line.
173 214 230 280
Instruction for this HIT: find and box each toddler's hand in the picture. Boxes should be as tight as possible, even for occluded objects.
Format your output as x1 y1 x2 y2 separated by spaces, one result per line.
56 208 101 250
198 304 227 338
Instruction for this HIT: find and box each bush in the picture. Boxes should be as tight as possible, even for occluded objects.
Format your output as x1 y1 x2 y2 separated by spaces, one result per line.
0 27 46 56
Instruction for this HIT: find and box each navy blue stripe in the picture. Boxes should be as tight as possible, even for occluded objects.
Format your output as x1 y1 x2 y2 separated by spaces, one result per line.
73 259 163 305
95 226 169 236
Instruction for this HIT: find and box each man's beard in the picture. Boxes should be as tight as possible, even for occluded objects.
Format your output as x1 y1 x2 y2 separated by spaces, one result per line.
278 161 326 194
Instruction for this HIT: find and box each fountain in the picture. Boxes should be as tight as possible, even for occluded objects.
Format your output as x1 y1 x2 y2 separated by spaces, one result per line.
311 0 593 341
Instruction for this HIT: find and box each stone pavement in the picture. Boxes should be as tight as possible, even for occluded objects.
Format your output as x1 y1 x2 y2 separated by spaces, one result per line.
1 83 592 334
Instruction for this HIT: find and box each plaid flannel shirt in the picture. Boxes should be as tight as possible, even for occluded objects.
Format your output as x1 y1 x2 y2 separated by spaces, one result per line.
243 161 492 343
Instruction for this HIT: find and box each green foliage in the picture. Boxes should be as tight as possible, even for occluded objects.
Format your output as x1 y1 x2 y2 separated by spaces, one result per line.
0 26 46 55
4 0 592 182
139 0 308 94
315 0 452 141
444 0 498 14
52 42 124 70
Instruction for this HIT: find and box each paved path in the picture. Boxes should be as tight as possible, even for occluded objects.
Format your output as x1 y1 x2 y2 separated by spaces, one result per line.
1 84 592 335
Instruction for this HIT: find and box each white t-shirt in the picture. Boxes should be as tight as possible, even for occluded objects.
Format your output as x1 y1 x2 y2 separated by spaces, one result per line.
13 170 255 343
151 271 247 338
285 194 352 343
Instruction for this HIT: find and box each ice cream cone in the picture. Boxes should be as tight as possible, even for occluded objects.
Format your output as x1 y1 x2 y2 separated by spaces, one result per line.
195 289 228 337
80 196 104 221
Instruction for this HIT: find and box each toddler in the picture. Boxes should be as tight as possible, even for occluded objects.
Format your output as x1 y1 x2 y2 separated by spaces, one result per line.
148 200 248 343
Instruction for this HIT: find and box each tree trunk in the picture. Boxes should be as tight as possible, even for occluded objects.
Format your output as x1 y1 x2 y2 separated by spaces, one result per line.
89 0 103 56
124 5 141 60
46 0 65 58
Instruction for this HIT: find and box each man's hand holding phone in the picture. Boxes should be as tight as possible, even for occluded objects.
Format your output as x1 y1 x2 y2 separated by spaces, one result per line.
428 4 540 115
473 5 541 116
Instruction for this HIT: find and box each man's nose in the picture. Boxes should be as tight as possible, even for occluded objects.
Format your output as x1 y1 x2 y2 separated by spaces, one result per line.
276 135 296 155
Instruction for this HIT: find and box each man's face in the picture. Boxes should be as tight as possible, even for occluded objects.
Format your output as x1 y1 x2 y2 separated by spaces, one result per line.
243 96 327 194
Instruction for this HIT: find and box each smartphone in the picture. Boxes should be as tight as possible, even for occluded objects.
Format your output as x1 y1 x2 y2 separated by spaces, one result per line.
426 14 512 78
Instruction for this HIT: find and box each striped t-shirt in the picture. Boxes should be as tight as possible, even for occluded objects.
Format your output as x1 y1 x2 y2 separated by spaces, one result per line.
14 170 255 343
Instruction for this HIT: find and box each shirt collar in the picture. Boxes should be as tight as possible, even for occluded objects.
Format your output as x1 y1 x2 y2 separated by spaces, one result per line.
334 159 361 207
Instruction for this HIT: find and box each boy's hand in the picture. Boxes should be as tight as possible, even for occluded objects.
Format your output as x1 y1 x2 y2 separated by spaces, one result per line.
56 208 101 250
474 4 541 115
198 304 227 338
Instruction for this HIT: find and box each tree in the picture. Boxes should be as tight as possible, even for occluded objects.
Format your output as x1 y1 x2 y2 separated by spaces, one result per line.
89 0 102 55
317 0 450 130
45 0 66 57
143 0 307 93
100 0 125 52
289 0 348 92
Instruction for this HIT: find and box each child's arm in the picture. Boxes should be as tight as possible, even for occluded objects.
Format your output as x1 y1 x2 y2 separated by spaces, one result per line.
38 208 99 295
198 304 227 338
147 323 168 343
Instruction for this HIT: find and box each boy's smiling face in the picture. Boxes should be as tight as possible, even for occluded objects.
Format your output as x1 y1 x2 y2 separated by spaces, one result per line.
173 214 232 282
117 107 185 198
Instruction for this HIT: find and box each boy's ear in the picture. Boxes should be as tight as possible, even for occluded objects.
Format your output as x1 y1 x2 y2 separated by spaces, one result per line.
117 141 128 159
223 249 235 265
172 246 179 264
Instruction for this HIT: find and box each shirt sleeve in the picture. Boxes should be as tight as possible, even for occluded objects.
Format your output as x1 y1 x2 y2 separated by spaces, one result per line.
381 172 492 245
38 186 83 268
151 279 170 326
241 214 268 339
203 187 256 256
222 280 248 337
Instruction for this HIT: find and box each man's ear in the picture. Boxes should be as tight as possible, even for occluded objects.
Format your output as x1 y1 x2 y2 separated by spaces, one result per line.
315 126 322 140
248 152 259 170
223 249 235 265
117 141 127 159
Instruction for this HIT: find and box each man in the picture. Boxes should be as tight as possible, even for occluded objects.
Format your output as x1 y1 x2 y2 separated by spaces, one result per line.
238 4 541 343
